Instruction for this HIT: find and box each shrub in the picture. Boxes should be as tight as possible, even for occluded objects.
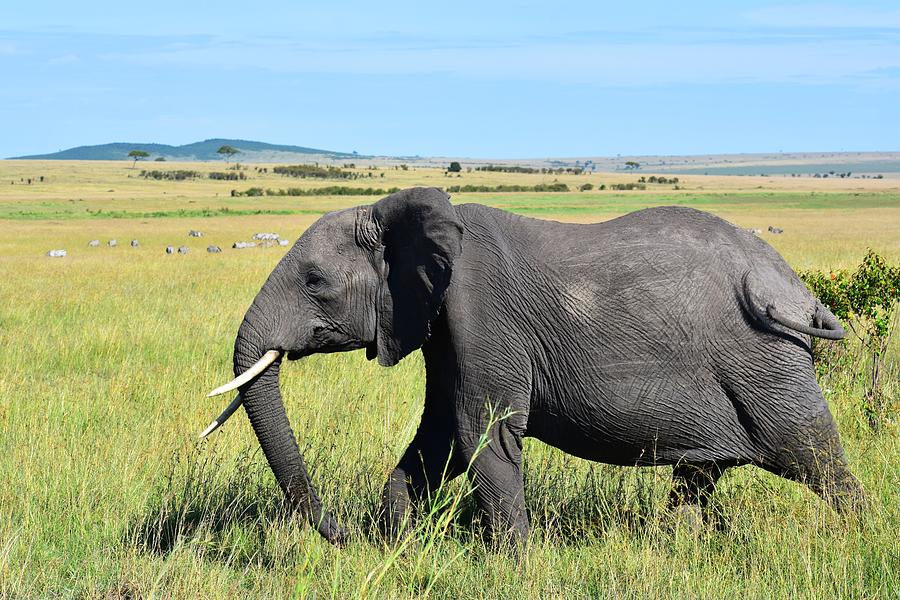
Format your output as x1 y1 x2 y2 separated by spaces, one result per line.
231 186 400 197
476 165 539 174
209 172 247 181
579 183 594 192
638 176 679 184
444 183 569 193
139 170 202 181
273 165 358 180
800 251 900 429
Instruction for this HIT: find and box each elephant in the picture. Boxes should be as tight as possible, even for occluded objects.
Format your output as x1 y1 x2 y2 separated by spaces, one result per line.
202 187 863 547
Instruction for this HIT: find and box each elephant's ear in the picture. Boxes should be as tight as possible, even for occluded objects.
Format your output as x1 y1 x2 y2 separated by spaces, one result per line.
368 187 462 367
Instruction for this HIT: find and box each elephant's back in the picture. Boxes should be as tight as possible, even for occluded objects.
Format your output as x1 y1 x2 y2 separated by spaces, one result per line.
456 203 774 268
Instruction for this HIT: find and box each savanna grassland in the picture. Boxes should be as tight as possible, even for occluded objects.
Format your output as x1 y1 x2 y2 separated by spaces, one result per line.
0 160 897 598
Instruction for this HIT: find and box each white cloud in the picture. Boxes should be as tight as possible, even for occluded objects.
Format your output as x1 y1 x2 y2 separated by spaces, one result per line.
97 32 900 88
745 3 900 29
47 53 79 65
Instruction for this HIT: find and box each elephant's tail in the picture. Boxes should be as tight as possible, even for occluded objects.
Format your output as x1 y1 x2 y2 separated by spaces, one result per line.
766 303 845 340
740 271 846 341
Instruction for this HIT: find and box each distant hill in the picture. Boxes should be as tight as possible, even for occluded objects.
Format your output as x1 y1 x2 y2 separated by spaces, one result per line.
9 138 361 161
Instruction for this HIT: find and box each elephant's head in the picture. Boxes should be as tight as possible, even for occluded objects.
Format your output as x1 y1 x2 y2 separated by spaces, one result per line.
202 187 463 545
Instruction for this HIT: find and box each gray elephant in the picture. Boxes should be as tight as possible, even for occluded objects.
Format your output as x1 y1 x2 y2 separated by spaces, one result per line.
203 187 862 546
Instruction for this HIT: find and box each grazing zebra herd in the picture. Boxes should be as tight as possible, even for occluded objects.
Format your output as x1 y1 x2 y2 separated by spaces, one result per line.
47 231 289 257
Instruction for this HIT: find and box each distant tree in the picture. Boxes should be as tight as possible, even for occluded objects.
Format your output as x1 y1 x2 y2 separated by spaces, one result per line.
154 156 167 162
128 150 150 168
447 161 462 173
624 161 640 170
217 145 240 162
579 183 594 191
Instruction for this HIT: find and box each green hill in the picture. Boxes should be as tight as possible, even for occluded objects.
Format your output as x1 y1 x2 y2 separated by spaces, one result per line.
9 138 361 161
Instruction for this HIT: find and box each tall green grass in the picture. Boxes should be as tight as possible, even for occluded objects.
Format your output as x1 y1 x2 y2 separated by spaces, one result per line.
0 193 897 597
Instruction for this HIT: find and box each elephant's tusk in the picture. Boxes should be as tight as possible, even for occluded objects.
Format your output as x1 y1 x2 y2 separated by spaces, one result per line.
207 349 281 397
199 393 244 439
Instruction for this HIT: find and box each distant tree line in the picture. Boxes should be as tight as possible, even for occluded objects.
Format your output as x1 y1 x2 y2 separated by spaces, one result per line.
273 164 360 180
140 170 249 181
638 176 679 184
444 183 570 193
10 175 45 185
811 171 853 179
475 165 584 175
609 182 647 190
209 171 247 181
231 186 401 197
475 165 538 174
140 170 202 181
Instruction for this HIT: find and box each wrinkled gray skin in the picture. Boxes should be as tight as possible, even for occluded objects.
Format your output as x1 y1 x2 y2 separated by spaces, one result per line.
229 187 863 546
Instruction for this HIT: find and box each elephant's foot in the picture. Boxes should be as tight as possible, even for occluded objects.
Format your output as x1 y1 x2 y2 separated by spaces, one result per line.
376 505 412 547
666 462 724 533
667 503 705 533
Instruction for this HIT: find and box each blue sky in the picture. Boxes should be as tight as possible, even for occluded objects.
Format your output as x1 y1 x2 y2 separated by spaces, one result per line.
1 1 898 158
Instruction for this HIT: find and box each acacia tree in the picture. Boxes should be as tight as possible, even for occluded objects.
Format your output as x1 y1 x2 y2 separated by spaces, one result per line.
217 145 240 162
128 149 150 168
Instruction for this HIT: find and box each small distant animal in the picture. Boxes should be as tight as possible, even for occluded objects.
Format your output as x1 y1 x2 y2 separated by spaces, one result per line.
746 228 762 236
131 240 139 247
166 246 175 254
278 239 290 246
232 241 256 249
768 226 784 234
207 245 222 253
108 239 118 247
47 249 67 257
189 230 203 237
178 246 189 254
88 240 100 247
253 232 280 241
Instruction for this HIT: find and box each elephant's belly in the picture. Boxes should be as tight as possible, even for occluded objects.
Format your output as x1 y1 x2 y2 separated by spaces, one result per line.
525 377 754 466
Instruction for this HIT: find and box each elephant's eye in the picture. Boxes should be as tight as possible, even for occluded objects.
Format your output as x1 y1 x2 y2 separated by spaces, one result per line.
305 271 326 291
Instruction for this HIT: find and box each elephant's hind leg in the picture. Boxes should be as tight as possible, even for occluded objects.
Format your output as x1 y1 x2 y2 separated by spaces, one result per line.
759 407 865 514
721 350 866 514
667 462 724 527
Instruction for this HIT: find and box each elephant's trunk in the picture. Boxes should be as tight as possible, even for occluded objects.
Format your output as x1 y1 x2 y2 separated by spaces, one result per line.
233 316 347 545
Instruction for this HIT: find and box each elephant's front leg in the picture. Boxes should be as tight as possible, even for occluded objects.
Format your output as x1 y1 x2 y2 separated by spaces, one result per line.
458 412 529 547
379 419 462 542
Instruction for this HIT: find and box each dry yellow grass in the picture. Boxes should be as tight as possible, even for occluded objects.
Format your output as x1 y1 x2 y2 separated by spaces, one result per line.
0 160 897 598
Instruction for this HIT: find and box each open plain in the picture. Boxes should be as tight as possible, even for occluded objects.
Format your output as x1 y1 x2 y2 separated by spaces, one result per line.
0 160 897 598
